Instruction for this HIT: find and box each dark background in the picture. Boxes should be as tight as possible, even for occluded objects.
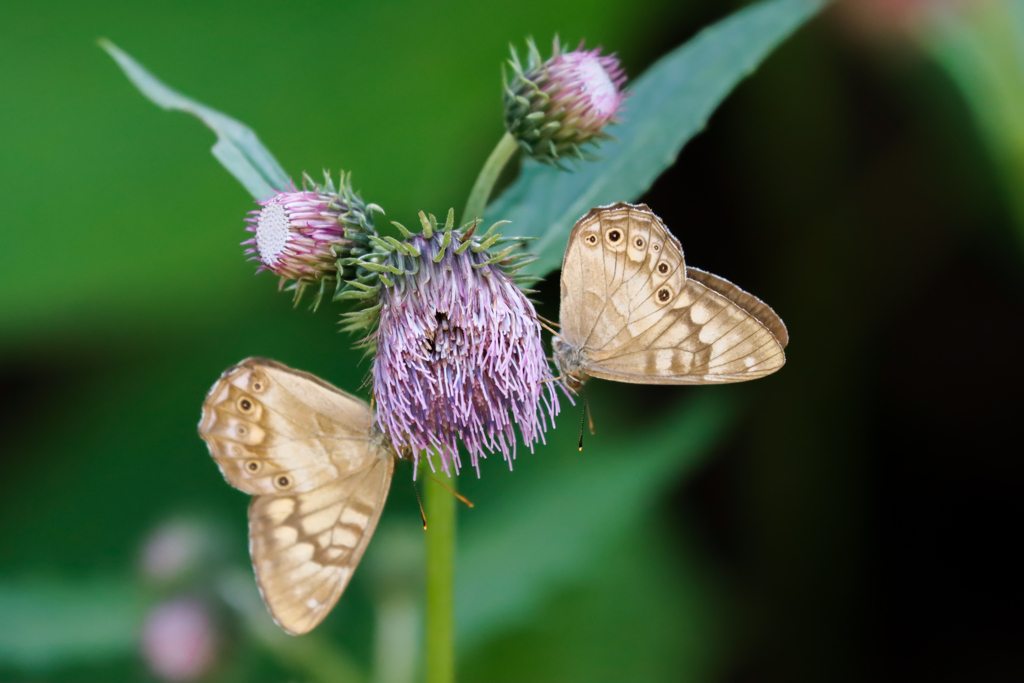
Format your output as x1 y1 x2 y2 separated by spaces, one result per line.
1 0 1021 681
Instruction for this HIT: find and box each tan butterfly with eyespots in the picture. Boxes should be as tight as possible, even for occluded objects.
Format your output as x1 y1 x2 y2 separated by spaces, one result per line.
552 203 788 390
199 357 400 635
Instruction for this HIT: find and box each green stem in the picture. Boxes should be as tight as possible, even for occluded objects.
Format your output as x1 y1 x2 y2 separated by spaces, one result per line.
422 131 517 683
424 473 457 683
460 132 519 227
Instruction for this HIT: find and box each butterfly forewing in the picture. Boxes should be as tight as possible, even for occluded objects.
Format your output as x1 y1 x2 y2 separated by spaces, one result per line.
558 203 787 385
199 358 396 635
561 204 689 351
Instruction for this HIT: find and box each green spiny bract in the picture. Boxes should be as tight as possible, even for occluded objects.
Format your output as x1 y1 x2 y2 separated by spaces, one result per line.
336 208 538 349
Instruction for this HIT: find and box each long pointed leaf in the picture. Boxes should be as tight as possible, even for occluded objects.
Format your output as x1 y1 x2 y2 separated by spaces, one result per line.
100 39 289 200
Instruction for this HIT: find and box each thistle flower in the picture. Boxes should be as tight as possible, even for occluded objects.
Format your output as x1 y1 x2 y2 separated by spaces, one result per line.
504 38 627 165
243 171 380 308
344 210 562 476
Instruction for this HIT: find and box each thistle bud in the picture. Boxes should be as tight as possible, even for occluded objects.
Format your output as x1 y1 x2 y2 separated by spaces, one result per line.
504 38 627 165
243 171 379 308
141 598 220 682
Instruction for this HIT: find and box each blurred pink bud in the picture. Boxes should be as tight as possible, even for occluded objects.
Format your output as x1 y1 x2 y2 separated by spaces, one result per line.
141 598 219 682
837 0 975 38
140 521 210 582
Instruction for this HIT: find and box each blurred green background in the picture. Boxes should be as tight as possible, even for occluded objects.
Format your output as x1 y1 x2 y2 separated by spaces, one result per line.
2 0 1022 682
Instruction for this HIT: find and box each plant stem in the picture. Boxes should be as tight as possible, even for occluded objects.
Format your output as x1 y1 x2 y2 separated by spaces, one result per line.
422 132 517 683
460 132 519 227
424 474 457 683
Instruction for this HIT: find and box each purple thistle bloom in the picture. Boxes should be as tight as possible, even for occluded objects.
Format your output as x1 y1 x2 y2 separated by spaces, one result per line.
504 39 627 165
370 225 562 477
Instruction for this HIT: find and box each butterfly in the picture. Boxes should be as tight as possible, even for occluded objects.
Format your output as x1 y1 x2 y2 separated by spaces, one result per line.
552 202 788 390
198 357 399 635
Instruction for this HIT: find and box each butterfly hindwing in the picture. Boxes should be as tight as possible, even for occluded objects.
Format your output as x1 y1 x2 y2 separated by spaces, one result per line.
560 203 689 353
686 266 789 348
248 451 393 635
587 277 786 383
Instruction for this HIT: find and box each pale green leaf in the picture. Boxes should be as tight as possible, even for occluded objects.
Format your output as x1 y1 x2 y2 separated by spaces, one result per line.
0 578 146 671
922 0 1024 245
100 39 289 200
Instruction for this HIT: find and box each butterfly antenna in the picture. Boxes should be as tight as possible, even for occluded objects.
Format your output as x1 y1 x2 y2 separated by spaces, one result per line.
430 477 475 508
358 370 373 392
538 320 562 338
526 312 563 340
578 396 587 451
413 480 428 530
535 312 561 329
587 399 595 436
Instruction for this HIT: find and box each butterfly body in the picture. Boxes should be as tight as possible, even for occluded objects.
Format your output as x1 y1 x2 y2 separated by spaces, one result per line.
551 336 589 391
555 203 788 388
199 358 398 635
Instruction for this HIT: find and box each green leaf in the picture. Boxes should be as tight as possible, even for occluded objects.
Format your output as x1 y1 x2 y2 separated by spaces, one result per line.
0 578 147 671
462 527 725 683
100 39 289 200
922 0 1024 247
485 0 828 277
455 394 735 652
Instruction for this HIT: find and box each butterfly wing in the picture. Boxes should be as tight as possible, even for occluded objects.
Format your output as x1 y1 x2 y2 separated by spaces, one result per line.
685 266 789 348
199 358 395 634
559 203 786 385
248 452 393 635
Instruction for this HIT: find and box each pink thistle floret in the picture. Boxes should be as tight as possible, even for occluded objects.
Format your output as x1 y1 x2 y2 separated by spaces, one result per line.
242 188 353 282
545 45 627 134
371 232 562 477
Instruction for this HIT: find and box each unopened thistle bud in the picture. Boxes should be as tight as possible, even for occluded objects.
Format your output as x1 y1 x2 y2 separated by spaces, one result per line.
504 38 627 165
341 210 563 477
141 598 220 682
243 171 380 308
